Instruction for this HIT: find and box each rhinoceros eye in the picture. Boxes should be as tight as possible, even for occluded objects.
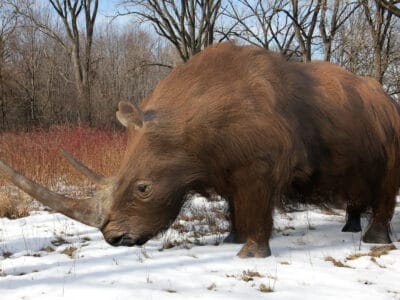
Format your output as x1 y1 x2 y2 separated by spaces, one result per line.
135 181 152 200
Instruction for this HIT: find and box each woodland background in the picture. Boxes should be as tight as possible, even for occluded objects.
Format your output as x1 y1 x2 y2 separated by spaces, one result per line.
0 0 399 130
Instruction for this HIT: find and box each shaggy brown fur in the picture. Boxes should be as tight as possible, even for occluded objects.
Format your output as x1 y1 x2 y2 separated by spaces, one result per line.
103 42 400 257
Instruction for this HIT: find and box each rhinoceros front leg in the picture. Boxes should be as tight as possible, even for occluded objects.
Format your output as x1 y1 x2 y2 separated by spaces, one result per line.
231 183 273 258
223 197 244 244
237 238 272 258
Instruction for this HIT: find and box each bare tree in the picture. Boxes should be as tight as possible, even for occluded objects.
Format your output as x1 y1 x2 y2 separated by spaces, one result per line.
362 0 395 82
222 0 299 58
276 0 322 62
94 24 172 117
48 0 98 124
12 0 99 124
319 0 359 61
119 0 222 62
13 25 43 125
0 0 17 128
379 0 400 17
332 3 400 97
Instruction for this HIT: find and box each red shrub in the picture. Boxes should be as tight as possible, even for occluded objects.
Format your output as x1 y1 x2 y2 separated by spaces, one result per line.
0 125 127 187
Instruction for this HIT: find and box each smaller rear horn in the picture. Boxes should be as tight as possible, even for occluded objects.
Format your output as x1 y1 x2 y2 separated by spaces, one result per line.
60 149 104 184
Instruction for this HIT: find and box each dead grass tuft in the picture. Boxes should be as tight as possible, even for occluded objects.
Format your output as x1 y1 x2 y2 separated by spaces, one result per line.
324 256 352 268
61 246 77 257
41 246 55 253
370 257 386 268
369 244 396 257
226 270 268 283
259 283 273 293
245 270 262 277
346 244 397 261
0 192 31 219
346 253 365 261
241 270 263 281
1 251 13 258
161 239 183 250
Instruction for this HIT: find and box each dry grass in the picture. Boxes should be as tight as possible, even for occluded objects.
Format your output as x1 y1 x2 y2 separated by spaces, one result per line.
370 257 386 268
369 244 397 257
61 246 77 258
346 244 397 261
0 192 31 218
0 125 126 218
259 283 273 293
325 245 397 270
324 256 353 268
241 270 264 282
346 253 365 261
39 246 53 252
161 239 181 250
1 251 13 258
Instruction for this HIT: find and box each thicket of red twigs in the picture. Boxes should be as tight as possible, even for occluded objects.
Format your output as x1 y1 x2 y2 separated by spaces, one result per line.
0 126 127 218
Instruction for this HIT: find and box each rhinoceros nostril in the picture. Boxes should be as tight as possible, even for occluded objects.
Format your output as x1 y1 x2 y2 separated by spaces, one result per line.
107 234 125 246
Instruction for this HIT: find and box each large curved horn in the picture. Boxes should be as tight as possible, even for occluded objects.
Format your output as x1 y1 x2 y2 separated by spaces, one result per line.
0 160 103 228
60 149 104 184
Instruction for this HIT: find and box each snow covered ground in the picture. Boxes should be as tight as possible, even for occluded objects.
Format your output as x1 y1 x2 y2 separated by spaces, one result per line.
0 197 399 300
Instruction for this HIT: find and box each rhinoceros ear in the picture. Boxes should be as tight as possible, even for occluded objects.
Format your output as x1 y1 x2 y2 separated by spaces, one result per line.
116 101 144 128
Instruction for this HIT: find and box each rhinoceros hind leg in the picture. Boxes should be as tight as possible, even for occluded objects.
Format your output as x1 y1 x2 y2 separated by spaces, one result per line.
362 179 396 244
237 239 271 258
342 212 362 232
363 223 392 244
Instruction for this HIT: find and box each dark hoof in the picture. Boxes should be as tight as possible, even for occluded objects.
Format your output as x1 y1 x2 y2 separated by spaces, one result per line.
363 224 392 244
223 231 243 244
342 216 362 233
237 240 271 258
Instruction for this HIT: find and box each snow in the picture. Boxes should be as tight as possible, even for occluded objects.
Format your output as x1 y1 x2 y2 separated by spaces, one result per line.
1 197 399 300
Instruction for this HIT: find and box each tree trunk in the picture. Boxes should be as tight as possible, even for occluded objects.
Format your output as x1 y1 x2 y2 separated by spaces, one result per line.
374 44 383 82
0 61 6 129
323 41 331 61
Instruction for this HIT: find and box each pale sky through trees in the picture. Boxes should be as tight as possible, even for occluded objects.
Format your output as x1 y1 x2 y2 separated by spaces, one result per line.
97 0 128 26
98 0 118 13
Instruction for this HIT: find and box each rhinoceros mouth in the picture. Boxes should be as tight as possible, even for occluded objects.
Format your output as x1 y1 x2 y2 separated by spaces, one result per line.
105 233 150 247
